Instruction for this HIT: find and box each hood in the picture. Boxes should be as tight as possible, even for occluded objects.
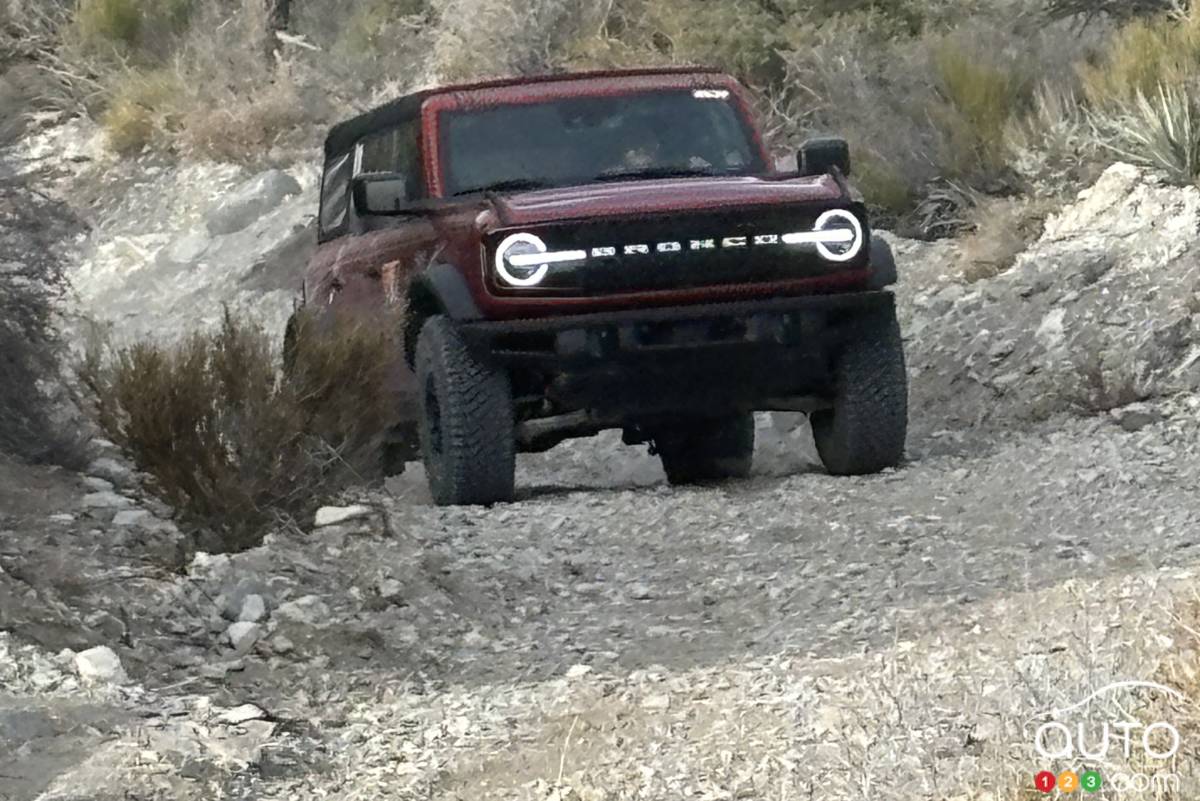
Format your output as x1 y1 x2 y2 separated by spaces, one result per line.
486 174 846 227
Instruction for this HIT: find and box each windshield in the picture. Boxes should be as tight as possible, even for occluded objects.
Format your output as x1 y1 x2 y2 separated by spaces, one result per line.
440 89 765 196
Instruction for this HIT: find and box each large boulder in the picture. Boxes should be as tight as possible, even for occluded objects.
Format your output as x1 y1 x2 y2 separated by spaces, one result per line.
903 163 1200 431
205 169 302 236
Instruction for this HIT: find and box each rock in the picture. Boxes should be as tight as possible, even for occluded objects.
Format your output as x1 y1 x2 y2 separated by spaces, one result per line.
270 635 295 655
87 457 133 486
628 583 655 601
220 579 272 621
159 229 210 265
73 646 127 684
82 476 114 493
47 513 74 523
641 693 671 710
313 505 374 528
81 491 133 510
112 509 152 527
84 611 126 642
205 170 302 236
238 594 267 623
274 595 330 626
226 622 261 654
214 703 268 725
1113 404 1164 432
375 577 403 599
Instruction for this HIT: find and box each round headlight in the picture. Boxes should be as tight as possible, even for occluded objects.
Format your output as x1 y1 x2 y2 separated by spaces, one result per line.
495 232 550 287
813 209 864 263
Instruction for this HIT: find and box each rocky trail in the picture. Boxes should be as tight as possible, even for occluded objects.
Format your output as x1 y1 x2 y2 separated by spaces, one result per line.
2 122 1200 800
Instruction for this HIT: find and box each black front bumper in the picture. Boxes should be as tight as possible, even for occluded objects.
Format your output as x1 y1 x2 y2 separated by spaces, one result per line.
459 291 895 417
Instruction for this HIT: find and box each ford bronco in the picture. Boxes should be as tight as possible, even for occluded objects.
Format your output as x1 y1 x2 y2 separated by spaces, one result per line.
287 67 907 506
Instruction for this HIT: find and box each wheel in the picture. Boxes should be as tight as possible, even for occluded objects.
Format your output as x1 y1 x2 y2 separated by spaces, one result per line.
811 306 908 475
655 413 755 485
415 316 515 505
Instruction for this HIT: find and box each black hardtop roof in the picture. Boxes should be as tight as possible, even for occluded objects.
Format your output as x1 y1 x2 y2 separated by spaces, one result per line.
322 66 727 158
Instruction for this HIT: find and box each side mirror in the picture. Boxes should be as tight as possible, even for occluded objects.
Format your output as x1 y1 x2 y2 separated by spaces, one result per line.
798 137 851 178
352 172 411 214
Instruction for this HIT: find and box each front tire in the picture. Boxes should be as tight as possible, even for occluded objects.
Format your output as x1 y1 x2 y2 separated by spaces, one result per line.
655 413 755 485
415 316 515 505
811 307 908 475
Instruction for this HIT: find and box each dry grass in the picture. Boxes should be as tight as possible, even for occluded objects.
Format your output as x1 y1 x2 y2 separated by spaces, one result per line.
79 308 399 552
1079 10 1200 106
958 197 1052 282
930 38 1032 177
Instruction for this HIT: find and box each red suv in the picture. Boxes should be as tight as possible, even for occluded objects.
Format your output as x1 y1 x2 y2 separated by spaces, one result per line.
287 67 907 505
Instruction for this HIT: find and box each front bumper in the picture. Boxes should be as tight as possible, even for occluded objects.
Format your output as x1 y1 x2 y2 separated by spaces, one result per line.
458 291 896 417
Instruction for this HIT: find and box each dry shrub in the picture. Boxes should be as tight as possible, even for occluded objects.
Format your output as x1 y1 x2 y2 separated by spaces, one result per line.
958 196 1051 282
1080 10 1200 105
80 308 399 552
930 38 1032 177
99 67 182 154
0 182 87 466
73 0 193 58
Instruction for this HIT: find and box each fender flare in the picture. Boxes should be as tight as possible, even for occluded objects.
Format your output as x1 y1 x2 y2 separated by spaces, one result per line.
867 236 898 289
409 263 482 321
403 263 481 367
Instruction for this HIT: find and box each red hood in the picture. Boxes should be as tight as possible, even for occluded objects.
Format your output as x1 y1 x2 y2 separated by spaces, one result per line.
486 175 845 227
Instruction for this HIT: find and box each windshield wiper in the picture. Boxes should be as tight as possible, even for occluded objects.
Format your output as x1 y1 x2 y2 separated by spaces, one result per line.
593 165 724 182
451 178 553 196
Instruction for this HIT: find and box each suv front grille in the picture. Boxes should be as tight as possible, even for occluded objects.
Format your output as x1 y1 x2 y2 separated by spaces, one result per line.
486 203 869 296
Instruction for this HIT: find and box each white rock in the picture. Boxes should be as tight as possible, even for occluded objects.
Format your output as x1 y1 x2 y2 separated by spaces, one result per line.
566 664 593 679
81 491 133 510
74 646 127 684
274 595 330 626
313 505 374 528
641 693 671 710
375 577 403 599
82 476 114 492
205 170 302 236
160 229 210 265
238 594 267 623
87 457 133 486
226 622 261 654
214 703 268 725
112 509 152 527
48 513 75 523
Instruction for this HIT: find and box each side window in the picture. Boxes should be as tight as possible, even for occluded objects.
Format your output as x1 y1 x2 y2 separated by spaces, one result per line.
358 120 425 198
319 151 352 236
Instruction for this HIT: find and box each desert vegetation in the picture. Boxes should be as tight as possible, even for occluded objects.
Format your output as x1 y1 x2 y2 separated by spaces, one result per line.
79 309 399 551
0 0 1195 235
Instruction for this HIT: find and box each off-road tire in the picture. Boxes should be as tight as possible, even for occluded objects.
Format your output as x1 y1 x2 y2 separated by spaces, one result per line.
811 307 908 475
415 316 515 505
655 413 755 485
